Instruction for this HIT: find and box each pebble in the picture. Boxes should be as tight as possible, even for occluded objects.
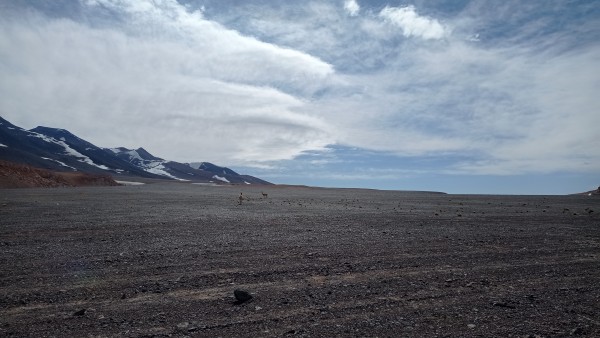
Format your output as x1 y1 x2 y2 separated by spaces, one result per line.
234 289 253 303
570 327 584 335
73 309 86 316
492 301 515 309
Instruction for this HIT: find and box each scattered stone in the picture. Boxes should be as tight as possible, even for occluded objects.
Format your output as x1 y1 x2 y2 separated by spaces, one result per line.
467 324 476 329
188 326 200 332
73 309 86 316
234 289 253 304
492 301 515 309
570 327 584 335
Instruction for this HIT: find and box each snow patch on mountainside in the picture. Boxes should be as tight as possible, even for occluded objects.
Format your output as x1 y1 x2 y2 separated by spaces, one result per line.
145 162 189 181
59 140 110 170
125 150 144 162
212 175 230 183
28 133 110 170
28 132 56 144
41 157 77 171
111 148 184 180
0 143 7 148
188 162 203 170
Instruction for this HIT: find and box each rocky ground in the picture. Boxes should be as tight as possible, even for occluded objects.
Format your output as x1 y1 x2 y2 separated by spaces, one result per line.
0 183 598 337
0 161 119 188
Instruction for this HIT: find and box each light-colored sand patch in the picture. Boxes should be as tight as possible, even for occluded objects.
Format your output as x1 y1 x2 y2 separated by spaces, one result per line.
115 181 145 186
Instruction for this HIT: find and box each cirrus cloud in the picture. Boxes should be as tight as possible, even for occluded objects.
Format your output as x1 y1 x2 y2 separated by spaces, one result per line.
0 0 335 164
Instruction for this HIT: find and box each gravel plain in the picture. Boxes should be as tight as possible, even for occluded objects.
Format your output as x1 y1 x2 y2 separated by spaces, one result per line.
0 183 599 337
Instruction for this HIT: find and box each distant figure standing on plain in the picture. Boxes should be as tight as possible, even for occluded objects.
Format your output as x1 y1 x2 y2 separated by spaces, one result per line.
238 192 244 205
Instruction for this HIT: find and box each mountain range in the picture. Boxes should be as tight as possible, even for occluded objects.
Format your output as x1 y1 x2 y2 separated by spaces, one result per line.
0 116 271 185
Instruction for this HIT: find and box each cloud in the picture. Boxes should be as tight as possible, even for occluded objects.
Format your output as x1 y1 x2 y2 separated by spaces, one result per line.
299 26 599 174
0 0 335 164
379 5 448 40
85 0 334 91
1 0 598 180
344 0 360 17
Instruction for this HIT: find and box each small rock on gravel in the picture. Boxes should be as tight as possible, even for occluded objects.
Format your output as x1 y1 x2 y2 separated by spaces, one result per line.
233 289 253 304
570 327 584 335
73 309 86 316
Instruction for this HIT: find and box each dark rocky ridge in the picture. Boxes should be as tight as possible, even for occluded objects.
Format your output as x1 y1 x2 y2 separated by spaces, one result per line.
0 160 119 188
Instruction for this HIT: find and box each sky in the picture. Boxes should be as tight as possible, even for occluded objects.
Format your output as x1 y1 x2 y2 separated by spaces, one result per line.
0 0 598 194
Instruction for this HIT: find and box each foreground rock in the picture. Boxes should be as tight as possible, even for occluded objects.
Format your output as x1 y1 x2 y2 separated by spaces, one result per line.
233 289 253 304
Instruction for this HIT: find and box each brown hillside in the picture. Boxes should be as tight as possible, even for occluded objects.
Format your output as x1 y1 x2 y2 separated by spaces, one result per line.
0 160 120 188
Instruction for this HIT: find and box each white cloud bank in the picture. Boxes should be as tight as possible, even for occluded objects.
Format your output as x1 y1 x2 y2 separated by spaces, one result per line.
0 0 598 178
0 0 335 164
379 5 448 40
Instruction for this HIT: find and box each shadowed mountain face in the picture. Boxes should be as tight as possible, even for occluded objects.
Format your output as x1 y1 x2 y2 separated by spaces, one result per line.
0 116 271 185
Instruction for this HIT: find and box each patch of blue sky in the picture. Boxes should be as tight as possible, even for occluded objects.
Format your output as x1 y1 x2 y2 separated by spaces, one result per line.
234 142 600 194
